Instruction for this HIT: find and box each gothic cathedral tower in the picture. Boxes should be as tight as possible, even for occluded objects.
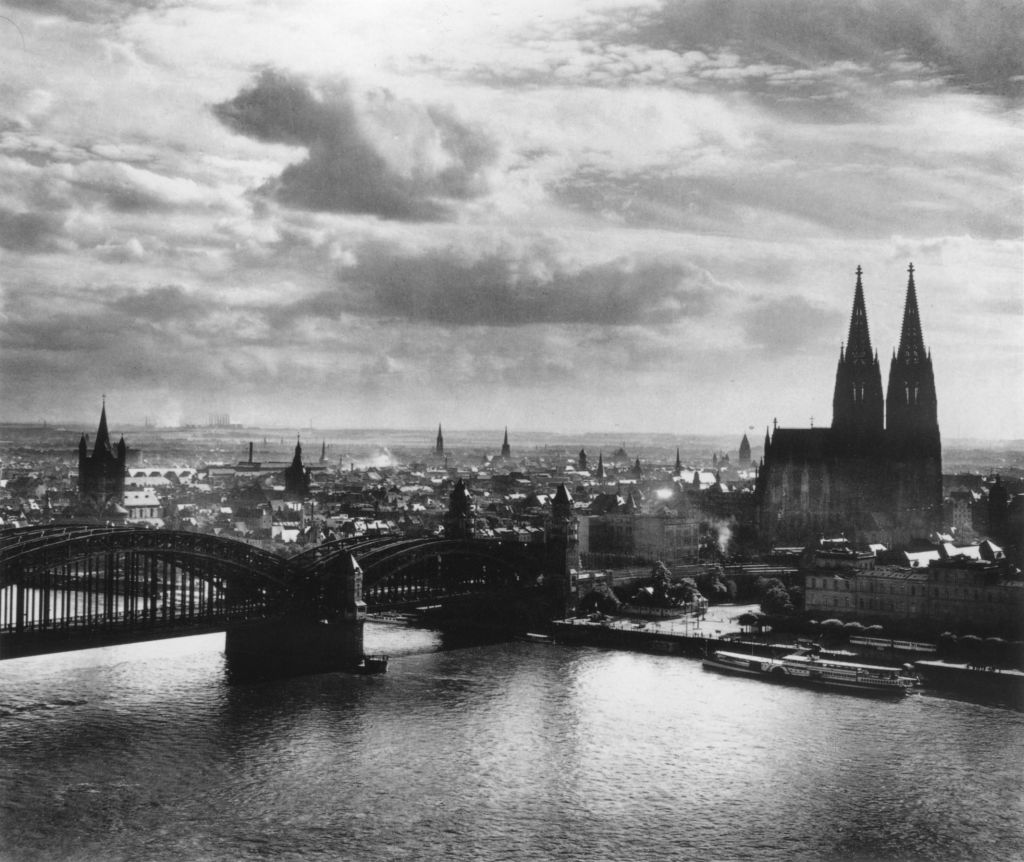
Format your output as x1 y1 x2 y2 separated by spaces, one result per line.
885 264 942 529
832 266 884 437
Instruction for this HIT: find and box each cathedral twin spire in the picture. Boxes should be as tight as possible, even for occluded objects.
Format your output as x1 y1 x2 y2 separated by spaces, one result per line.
832 266 884 435
832 264 937 439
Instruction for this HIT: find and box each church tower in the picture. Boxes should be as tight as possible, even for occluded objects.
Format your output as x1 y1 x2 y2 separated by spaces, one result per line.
885 264 942 531
832 266 884 437
435 424 444 456
284 436 311 497
886 264 939 442
78 400 127 508
738 434 751 467
500 427 511 459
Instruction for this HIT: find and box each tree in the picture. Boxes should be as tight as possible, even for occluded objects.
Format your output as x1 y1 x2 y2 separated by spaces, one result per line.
759 577 794 615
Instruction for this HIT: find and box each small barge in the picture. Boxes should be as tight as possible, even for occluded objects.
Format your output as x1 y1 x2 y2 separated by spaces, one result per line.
704 649 917 696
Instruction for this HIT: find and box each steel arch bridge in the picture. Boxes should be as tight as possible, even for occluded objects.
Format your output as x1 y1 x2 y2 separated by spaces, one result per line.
0 525 552 659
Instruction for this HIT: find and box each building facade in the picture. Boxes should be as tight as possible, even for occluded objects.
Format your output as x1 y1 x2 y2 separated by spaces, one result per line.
805 551 1023 637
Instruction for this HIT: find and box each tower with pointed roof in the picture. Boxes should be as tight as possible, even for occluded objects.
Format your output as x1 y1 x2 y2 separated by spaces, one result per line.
832 266 884 437
435 424 444 457
500 427 511 459
886 264 938 441
738 435 751 467
284 436 311 497
885 263 942 527
547 482 579 615
596 452 605 479
77 400 127 508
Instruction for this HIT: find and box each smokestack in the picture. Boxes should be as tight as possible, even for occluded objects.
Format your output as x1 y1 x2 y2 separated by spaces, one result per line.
248 441 253 464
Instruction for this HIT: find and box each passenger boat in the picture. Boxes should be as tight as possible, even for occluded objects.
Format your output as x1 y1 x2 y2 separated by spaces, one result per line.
703 649 916 696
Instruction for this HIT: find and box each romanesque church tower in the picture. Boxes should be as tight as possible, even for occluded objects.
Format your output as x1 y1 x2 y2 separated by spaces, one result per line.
78 401 127 508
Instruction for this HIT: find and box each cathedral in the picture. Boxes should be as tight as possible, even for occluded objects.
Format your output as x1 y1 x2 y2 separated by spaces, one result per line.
756 265 942 546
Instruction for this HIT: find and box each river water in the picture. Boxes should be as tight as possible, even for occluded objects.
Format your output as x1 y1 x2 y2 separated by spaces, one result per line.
1 623 1022 862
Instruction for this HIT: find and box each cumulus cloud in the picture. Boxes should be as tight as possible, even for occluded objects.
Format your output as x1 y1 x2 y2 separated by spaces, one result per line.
213 69 497 221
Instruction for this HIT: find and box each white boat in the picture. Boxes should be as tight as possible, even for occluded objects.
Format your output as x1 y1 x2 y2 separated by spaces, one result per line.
702 650 778 677
703 649 917 696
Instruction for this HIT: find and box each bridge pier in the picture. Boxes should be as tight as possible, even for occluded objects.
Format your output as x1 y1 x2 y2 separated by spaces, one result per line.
224 551 367 680
225 617 364 679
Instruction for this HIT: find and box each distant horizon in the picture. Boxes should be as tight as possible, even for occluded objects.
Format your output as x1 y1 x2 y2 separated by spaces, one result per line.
2 418 1022 451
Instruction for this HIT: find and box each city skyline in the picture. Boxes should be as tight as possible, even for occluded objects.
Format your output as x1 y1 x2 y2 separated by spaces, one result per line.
0 1 1021 438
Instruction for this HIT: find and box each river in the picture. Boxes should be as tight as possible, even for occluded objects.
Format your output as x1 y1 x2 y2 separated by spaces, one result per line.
1 623 1022 862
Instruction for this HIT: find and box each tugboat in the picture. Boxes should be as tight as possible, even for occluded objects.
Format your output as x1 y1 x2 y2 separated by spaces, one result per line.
353 655 389 675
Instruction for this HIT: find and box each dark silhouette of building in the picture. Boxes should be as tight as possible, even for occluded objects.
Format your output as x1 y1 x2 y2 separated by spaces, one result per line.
674 448 682 476
77 401 126 507
756 265 942 546
596 453 605 479
435 424 444 456
500 427 511 459
578 449 588 471
284 437 311 497
445 478 475 538
738 435 751 467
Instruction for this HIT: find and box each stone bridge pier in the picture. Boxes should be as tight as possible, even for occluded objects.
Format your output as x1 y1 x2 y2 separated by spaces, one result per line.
225 553 366 679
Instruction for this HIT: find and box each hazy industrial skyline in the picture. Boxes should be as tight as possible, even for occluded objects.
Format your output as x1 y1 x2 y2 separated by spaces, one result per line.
0 1 1021 438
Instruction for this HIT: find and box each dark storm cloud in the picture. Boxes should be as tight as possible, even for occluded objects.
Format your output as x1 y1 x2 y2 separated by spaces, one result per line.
302 243 723 327
213 69 496 221
622 0 1024 98
740 295 841 352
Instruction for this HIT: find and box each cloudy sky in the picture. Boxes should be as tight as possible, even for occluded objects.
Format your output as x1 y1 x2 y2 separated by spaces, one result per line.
0 0 1021 439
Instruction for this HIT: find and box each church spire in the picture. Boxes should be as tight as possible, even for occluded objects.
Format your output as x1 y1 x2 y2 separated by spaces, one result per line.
832 265 884 436
886 263 938 441
895 262 925 366
845 265 874 363
93 398 112 457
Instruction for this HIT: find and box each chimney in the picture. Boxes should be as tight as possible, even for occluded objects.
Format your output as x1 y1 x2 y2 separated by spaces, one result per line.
248 442 253 464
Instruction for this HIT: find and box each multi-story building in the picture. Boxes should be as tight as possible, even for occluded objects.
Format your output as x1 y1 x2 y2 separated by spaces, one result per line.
804 542 1022 636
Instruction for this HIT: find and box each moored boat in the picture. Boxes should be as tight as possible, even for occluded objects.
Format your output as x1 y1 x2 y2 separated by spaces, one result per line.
702 650 779 677
703 648 916 696
353 655 389 675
